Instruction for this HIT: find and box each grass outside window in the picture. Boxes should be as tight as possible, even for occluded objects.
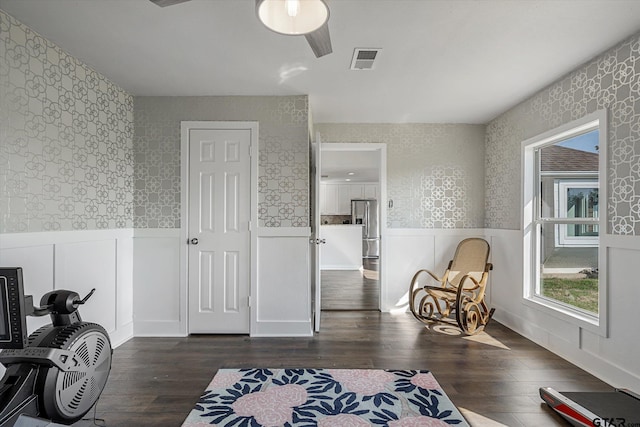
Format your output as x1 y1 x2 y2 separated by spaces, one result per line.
542 277 598 314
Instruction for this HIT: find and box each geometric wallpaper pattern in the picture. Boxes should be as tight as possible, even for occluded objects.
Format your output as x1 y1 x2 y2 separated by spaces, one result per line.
486 31 640 235
316 123 486 228
4 8 638 235
1 10 309 232
0 10 134 233
134 95 309 228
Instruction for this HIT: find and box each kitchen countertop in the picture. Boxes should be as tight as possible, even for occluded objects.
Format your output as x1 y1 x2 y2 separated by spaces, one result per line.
320 225 363 269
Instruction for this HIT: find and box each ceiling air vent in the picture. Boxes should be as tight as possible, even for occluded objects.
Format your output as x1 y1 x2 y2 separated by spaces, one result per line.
350 48 381 70
149 0 191 6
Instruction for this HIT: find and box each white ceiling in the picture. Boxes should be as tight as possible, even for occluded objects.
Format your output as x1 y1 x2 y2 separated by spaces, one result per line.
2 0 640 124
321 150 379 183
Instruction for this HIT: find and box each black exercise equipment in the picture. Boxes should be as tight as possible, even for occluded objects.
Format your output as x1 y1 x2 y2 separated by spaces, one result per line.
0 267 112 426
540 386 640 426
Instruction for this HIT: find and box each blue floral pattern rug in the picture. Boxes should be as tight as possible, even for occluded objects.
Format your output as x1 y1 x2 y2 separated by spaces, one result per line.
182 368 469 427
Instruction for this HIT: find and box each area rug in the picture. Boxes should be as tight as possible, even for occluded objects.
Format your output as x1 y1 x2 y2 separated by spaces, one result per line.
182 368 469 426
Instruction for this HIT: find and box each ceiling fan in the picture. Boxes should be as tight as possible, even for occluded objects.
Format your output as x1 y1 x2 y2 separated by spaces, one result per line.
149 0 333 57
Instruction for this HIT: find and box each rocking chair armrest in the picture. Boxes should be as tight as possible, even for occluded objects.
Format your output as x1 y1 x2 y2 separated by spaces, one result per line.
409 269 444 291
458 270 491 303
459 274 481 289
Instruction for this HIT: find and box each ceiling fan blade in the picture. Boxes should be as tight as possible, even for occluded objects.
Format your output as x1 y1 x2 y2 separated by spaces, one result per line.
149 0 192 7
305 23 332 58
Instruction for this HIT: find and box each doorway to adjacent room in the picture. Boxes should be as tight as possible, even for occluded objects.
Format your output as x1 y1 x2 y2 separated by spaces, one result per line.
318 143 386 312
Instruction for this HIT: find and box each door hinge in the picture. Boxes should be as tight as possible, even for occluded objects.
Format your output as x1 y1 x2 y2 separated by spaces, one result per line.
248 295 251 307
249 144 252 157
248 220 252 231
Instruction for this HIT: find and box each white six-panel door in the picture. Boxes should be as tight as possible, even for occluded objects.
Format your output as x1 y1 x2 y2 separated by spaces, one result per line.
187 127 252 333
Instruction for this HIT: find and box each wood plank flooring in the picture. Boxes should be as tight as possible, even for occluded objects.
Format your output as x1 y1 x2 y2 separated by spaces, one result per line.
73 311 613 427
321 258 380 310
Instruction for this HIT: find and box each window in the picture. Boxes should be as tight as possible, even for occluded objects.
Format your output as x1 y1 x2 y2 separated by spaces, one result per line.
522 111 606 334
555 180 599 247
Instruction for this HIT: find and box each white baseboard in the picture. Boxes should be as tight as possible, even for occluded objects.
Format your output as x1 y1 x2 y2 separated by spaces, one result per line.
252 320 313 337
109 321 134 348
493 307 640 392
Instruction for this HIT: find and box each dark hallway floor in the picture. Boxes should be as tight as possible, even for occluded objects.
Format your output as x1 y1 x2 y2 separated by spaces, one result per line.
321 258 380 310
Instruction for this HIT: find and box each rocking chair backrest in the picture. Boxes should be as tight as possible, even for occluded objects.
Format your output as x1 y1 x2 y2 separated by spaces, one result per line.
447 238 490 288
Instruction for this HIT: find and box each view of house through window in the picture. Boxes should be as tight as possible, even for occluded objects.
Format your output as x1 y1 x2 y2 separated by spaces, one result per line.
536 129 600 315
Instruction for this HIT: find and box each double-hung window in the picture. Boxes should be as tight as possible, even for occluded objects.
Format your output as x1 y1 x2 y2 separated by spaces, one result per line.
522 110 607 334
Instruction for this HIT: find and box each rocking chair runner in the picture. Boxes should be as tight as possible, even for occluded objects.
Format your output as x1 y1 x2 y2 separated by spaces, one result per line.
409 238 495 334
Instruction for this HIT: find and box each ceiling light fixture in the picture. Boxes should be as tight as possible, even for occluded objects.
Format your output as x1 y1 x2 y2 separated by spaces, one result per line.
256 0 329 35
347 172 355 176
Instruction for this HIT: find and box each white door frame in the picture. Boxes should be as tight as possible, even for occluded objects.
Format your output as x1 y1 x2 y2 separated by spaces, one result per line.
311 133 322 332
320 142 387 312
179 121 259 335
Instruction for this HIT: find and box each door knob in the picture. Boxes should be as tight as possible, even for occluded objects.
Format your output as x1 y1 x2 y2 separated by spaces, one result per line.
190 238 199 245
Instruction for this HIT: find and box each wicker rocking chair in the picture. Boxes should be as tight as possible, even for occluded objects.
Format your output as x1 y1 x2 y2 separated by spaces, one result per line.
409 238 495 335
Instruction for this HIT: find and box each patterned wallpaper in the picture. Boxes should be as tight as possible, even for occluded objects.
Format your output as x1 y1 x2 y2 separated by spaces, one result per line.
5 7 637 235
0 10 134 233
134 96 309 228
485 31 640 234
316 124 486 228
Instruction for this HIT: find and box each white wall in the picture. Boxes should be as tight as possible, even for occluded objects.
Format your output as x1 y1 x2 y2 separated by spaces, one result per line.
5 226 638 394
254 228 312 336
132 229 183 336
0 227 310 341
0 230 134 348
486 229 640 392
383 227 640 391
382 229 489 313
132 228 312 337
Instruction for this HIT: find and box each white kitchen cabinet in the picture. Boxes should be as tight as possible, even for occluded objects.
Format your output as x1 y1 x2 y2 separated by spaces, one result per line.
349 185 364 200
338 185 364 214
321 183 338 215
364 184 378 199
321 183 380 215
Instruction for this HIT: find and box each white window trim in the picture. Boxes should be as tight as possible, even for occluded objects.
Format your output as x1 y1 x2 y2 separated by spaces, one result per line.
554 179 599 247
521 109 608 337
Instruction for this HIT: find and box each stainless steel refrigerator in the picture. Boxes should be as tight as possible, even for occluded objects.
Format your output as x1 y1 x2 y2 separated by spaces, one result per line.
351 199 380 259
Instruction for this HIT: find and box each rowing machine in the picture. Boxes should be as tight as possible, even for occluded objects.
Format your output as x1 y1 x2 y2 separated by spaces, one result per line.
0 267 112 426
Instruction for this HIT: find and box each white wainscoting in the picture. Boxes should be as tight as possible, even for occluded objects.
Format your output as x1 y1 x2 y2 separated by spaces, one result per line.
382 228 488 313
384 227 640 391
484 228 640 393
0 229 134 348
132 228 183 336
133 228 312 337
253 227 312 337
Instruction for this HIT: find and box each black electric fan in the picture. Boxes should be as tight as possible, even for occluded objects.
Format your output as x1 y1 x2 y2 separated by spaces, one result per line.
0 267 112 426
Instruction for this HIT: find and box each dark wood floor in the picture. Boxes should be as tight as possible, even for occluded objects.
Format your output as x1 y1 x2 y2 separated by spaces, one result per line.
73 311 613 427
321 258 380 310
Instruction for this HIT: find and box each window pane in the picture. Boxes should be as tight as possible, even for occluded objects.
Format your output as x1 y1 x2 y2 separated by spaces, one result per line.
536 129 600 315
539 224 599 314
566 187 598 220
564 223 599 238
